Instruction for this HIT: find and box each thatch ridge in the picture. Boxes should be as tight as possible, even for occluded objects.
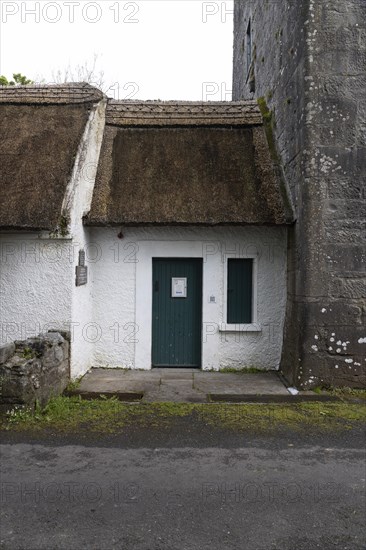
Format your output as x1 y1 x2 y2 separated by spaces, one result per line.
106 100 262 126
0 82 104 105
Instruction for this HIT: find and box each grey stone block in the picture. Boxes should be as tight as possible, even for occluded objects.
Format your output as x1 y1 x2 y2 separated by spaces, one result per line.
0 342 15 365
0 331 70 408
329 278 366 300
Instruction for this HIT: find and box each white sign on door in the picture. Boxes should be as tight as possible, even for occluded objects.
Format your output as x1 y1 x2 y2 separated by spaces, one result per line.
172 277 187 298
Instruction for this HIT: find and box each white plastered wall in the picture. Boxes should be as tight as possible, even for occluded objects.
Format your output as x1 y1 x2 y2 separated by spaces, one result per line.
0 233 73 344
90 226 288 371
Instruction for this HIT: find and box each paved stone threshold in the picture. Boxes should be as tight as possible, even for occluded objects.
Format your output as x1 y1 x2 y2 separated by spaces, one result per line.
66 368 340 403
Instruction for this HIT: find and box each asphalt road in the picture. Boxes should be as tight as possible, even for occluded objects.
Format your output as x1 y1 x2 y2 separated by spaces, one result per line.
0 422 365 550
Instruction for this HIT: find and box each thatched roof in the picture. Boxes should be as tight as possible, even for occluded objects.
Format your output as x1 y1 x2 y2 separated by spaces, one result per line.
85 101 293 226
0 83 103 231
0 90 294 231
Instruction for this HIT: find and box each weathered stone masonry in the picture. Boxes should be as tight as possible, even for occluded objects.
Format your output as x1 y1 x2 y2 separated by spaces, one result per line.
0 332 70 408
233 0 366 388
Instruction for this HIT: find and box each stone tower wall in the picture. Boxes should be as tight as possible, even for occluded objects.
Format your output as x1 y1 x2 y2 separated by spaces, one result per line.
233 0 366 388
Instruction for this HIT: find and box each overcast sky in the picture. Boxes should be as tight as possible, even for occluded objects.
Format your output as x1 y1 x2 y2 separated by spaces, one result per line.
0 0 234 100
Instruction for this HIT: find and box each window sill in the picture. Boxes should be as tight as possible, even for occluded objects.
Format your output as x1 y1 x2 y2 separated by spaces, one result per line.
219 323 262 333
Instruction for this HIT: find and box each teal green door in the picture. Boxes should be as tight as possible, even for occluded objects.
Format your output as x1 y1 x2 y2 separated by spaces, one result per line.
152 258 202 367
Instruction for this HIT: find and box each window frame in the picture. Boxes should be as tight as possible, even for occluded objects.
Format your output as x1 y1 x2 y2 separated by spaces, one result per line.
220 254 260 333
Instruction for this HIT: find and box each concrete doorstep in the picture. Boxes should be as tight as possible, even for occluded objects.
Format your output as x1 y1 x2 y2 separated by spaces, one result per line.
65 369 340 404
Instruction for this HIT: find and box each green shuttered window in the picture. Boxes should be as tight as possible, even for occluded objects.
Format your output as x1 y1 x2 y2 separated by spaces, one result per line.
227 259 253 324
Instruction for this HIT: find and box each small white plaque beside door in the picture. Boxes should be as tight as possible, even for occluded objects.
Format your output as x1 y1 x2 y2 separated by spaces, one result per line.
172 277 187 298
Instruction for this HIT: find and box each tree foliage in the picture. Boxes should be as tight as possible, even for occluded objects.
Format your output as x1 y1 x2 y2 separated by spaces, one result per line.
0 73 33 86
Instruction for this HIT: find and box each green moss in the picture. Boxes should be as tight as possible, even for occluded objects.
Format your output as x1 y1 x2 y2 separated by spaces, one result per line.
58 215 69 237
257 97 278 157
22 347 36 360
275 28 283 41
311 387 366 400
329 387 366 400
1 397 365 435
49 215 70 238
257 97 294 221
257 97 272 119
200 402 366 432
